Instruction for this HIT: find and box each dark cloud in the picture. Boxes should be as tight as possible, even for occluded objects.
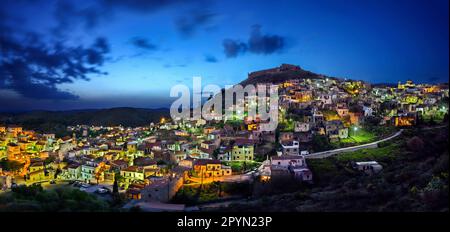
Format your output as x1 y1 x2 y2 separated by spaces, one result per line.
52 1 107 36
223 25 285 58
100 0 189 12
49 0 215 39
131 37 158 50
104 1 217 39
175 10 216 38
204 54 218 63
0 34 110 100
223 39 247 58
247 25 284 55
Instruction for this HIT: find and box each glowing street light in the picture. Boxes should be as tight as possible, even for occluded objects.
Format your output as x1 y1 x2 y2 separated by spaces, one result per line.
353 126 358 137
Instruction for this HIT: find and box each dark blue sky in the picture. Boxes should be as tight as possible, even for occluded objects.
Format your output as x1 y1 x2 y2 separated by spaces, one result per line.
1 0 448 111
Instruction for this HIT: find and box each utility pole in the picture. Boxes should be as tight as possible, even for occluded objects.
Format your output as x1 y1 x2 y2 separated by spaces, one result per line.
167 171 172 202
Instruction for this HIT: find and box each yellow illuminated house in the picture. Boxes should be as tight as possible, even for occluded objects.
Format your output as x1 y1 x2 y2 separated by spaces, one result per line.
127 141 138 153
7 143 21 160
7 125 23 137
282 81 294 88
293 90 313 103
120 166 145 182
29 162 44 173
247 123 258 131
394 116 415 127
28 162 46 182
423 86 440 93
28 169 45 182
344 81 363 95
232 139 254 161
403 95 419 104
193 159 232 177
398 80 415 90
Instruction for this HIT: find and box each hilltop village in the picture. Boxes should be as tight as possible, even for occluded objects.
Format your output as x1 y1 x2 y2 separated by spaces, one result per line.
1 64 448 210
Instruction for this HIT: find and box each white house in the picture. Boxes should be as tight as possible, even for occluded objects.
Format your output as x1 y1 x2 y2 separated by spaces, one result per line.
294 122 310 132
338 128 349 139
353 161 383 174
281 140 300 156
271 155 305 169
363 106 373 117
291 167 313 181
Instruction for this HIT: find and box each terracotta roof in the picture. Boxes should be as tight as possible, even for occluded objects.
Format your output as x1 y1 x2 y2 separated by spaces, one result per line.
122 166 143 172
61 136 72 141
133 157 157 166
28 169 45 175
234 139 255 146
199 147 214 154
68 163 80 169
30 162 44 167
111 160 128 166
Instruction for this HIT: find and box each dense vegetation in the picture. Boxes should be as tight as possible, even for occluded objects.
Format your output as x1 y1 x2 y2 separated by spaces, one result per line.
218 126 449 212
0 184 112 212
0 159 24 172
171 182 252 206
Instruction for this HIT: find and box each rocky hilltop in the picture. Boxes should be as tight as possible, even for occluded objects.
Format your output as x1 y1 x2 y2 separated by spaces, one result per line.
240 63 339 86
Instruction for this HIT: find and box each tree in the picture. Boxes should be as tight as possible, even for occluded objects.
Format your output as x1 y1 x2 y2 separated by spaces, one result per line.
443 113 449 123
44 156 55 166
113 179 119 195
312 135 335 152
54 168 61 179
407 136 425 152
0 160 24 173
428 115 436 125
212 148 220 159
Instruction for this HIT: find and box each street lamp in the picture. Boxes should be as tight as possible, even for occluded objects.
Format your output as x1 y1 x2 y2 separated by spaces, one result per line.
353 126 358 137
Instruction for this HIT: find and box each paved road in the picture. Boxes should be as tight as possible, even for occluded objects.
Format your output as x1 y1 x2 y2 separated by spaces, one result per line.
419 124 448 131
305 129 404 159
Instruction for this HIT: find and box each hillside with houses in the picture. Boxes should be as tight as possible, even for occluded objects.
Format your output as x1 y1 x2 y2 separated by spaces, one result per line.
1 64 448 212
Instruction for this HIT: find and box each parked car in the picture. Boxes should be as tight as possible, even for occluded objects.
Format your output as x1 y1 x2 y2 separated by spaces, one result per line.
81 183 90 188
73 181 81 187
95 188 109 194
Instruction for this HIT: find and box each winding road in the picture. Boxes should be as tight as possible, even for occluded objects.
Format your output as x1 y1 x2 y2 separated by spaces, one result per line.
305 129 404 159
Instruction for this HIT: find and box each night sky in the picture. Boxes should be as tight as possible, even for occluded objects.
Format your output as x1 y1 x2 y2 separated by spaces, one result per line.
1 0 448 111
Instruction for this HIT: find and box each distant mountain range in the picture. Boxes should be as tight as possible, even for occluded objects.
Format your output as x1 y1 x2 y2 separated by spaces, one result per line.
0 107 170 134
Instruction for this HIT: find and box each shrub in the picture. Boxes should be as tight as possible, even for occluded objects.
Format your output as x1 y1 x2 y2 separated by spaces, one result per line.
406 136 424 152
